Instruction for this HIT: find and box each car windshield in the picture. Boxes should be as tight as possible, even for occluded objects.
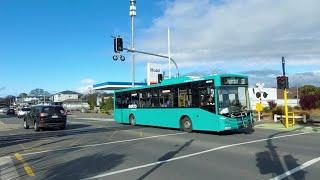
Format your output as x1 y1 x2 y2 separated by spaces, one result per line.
22 108 30 111
218 86 250 115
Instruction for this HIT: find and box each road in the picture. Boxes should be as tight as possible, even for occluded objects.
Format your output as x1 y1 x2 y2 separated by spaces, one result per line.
0 113 319 180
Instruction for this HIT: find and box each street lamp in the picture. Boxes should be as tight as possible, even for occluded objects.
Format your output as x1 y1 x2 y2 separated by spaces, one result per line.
129 0 136 87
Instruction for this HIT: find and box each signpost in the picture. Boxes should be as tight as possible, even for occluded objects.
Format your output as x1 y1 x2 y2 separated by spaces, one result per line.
276 57 290 128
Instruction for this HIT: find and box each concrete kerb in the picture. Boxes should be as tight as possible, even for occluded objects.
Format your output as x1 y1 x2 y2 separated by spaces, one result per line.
255 122 320 133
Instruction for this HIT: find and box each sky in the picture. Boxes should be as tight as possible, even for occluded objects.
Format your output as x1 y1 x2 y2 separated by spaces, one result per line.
1 0 320 97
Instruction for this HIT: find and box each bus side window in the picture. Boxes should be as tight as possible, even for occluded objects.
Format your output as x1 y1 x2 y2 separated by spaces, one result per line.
146 92 152 108
159 87 173 108
139 91 147 108
178 83 192 107
151 89 159 107
196 80 215 113
115 93 122 108
131 92 139 106
122 93 130 108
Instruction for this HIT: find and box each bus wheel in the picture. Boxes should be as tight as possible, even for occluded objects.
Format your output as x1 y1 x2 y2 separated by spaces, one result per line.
129 114 136 126
181 116 192 133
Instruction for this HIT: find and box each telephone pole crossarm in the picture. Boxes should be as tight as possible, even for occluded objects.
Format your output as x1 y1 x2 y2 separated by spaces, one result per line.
123 47 180 77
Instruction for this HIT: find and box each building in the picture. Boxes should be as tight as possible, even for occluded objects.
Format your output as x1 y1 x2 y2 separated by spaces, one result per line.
15 95 51 106
60 99 89 111
52 90 80 103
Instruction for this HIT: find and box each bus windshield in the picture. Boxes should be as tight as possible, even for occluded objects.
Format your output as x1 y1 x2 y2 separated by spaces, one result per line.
218 86 249 116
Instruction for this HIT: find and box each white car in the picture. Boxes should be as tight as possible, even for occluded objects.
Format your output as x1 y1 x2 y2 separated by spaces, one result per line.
17 107 31 118
0 107 9 113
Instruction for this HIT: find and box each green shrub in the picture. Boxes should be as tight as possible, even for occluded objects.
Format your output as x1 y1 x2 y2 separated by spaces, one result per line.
263 107 271 113
272 106 294 116
267 100 277 110
293 106 302 110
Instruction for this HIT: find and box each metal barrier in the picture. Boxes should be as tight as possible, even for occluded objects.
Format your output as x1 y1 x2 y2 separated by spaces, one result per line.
274 113 307 124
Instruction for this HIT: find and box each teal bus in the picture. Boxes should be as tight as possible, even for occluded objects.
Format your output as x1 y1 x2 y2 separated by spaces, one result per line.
113 74 254 132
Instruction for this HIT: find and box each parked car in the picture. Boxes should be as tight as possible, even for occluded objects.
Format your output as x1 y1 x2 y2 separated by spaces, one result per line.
24 105 67 131
0 107 9 113
6 108 15 115
17 107 31 118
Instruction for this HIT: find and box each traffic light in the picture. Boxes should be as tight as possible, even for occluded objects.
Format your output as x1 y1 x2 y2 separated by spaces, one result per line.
158 74 163 83
114 37 123 52
277 76 289 89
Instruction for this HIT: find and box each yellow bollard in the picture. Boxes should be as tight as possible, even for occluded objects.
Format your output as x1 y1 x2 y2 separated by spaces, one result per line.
284 89 289 128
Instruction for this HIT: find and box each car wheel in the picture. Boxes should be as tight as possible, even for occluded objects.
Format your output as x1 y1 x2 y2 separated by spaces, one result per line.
181 116 192 133
23 120 29 129
34 121 40 132
129 114 136 126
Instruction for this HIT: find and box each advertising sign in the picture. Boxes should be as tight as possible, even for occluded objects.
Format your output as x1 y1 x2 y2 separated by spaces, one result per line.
147 63 162 85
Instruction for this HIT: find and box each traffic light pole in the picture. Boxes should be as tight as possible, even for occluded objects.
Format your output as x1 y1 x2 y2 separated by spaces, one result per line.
123 47 180 77
130 0 136 87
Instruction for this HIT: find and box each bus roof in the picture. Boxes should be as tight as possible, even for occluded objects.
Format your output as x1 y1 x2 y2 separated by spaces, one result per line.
114 73 247 93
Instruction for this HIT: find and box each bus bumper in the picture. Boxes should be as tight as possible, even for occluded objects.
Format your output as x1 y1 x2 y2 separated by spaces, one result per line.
223 116 254 130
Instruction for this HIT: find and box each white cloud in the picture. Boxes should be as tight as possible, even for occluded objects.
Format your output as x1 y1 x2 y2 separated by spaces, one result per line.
81 78 95 85
77 78 96 94
137 0 320 68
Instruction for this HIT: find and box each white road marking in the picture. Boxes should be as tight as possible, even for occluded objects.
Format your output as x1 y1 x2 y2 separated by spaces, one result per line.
81 132 310 180
270 156 320 180
20 132 187 156
74 118 114 122
0 156 20 180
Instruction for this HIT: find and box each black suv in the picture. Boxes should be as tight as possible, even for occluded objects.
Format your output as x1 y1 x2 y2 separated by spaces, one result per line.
24 105 67 131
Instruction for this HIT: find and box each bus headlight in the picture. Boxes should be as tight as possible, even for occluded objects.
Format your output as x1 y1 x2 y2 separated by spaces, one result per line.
219 108 229 114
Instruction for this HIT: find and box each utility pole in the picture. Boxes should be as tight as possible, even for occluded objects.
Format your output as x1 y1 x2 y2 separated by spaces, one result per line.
296 83 299 106
168 27 171 79
129 0 136 87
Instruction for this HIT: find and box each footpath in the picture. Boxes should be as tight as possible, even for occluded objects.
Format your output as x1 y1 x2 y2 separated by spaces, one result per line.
255 121 320 133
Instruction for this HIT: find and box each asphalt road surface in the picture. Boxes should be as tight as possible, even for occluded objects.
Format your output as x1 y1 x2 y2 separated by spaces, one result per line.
0 113 319 180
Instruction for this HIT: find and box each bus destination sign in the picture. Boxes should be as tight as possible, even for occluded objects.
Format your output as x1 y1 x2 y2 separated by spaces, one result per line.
221 77 248 85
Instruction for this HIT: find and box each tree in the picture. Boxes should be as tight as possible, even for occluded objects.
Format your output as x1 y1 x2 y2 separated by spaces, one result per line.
298 85 320 110
100 97 114 114
87 93 98 110
29 88 50 97
299 85 320 96
18 93 28 98
299 94 320 110
0 95 16 106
